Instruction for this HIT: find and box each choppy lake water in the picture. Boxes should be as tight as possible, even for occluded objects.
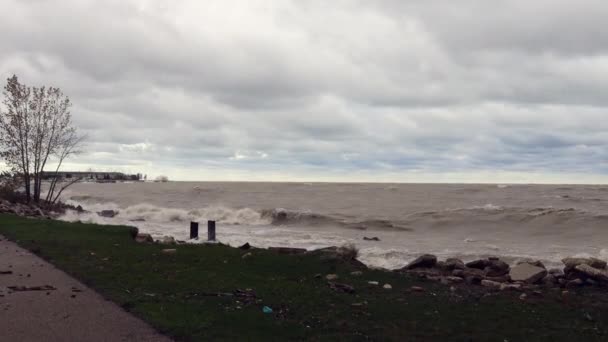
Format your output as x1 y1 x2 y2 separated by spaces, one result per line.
60 182 608 269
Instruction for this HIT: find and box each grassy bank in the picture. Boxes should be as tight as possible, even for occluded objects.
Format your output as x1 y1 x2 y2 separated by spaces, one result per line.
1 214 607 341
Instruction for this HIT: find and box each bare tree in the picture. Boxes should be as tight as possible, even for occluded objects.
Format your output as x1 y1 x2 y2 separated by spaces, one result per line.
0 75 85 204
45 130 85 204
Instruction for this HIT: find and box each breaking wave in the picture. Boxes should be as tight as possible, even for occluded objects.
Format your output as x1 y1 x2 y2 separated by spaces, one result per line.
60 200 608 233
61 202 270 226
60 203 414 231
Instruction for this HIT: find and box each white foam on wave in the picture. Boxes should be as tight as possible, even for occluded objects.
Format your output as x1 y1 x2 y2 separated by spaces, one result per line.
57 196 608 271
60 201 271 226
476 203 503 211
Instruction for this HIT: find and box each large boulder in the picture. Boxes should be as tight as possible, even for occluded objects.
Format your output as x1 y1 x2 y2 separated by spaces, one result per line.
310 246 367 268
466 259 490 270
403 254 437 270
509 263 547 284
574 264 608 283
444 258 465 270
484 259 510 277
562 257 607 272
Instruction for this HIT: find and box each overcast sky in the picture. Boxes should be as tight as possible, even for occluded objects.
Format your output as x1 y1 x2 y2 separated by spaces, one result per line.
1 0 608 183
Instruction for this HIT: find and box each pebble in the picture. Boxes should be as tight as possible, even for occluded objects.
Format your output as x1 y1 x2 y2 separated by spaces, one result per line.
411 286 425 292
519 293 527 300
383 284 392 290
350 271 363 276
367 281 379 286
161 249 177 254
326 274 339 281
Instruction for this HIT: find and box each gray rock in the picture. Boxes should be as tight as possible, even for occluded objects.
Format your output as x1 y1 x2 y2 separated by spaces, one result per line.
484 260 510 277
328 282 355 294
481 279 502 289
562 257 607 271
446 276 464 283
453 268 485 284
484 275 511 283
586 278 598 286
452 269 465 277
269 247 307 255
566 278 584 288
135 233 153 243
542 274 558 287
157 236 176 245
574 264 608 283
311 246 361 264
97 210 118 218
403 254 437 270
509 263 547 284
466 259 490 269
444 258 465 270
500 283 522 291
407 268 441 278
548 268 565 277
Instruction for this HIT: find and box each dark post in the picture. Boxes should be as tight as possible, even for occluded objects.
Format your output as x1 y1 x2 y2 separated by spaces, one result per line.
208 220 216 241
190 222 199 240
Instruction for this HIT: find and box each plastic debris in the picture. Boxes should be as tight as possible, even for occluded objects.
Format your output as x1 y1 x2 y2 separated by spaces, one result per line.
263 306 273 314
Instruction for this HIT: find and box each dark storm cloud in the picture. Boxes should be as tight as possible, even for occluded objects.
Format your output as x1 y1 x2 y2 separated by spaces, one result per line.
1 0 608 182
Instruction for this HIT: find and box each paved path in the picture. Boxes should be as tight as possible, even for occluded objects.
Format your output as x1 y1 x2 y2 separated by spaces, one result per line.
0 235 172 342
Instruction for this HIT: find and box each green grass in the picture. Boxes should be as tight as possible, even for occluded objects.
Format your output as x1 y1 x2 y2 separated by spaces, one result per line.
1 214 608 341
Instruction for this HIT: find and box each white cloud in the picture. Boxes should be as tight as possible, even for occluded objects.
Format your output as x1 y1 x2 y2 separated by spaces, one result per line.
1 0 607 183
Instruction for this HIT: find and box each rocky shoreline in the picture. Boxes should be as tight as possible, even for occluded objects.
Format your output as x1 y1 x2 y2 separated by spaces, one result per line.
0 199 83 220
396 253 608 292
4 201 606 294
131 230 608 294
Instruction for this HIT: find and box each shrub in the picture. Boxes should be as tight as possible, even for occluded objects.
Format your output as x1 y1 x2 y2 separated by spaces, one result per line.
0 172 25 203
